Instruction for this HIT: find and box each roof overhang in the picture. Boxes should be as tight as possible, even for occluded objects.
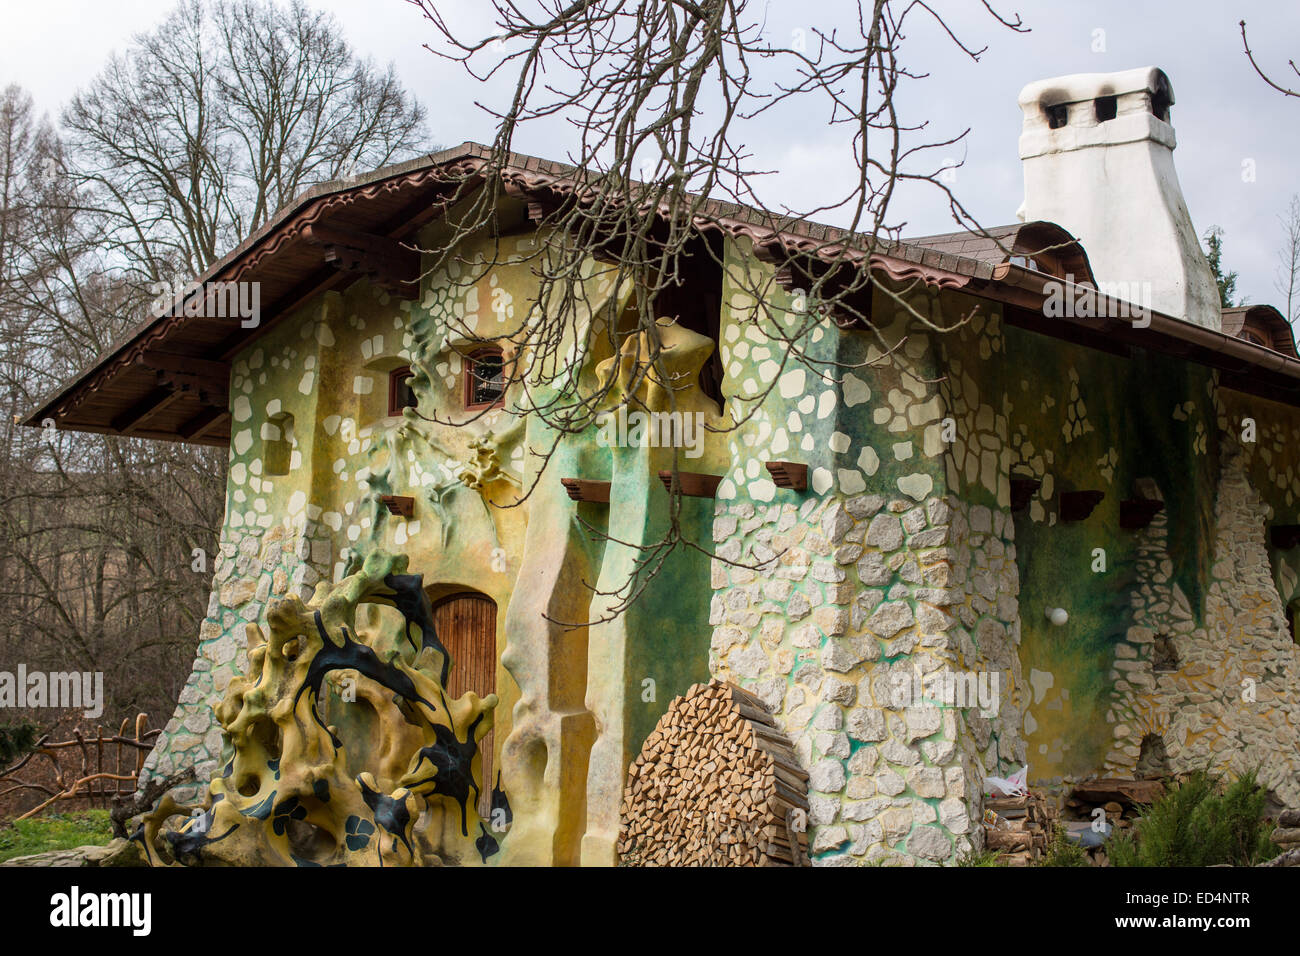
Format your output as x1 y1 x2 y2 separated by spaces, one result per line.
25 142 1300 444
23 145 498 444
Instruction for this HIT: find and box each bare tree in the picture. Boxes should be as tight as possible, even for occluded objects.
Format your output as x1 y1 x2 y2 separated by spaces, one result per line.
63 0 430 283
1241 19 1300 99
1241 19 1300 327
406 0 1027 620
0 0 433 738
0 82 225 729
1276 195 1300 328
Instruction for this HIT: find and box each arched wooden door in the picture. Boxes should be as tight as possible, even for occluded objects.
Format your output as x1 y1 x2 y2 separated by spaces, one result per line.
430 592 497 818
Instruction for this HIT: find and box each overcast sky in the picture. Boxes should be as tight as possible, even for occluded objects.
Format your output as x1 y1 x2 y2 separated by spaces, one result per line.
2 0 1298 309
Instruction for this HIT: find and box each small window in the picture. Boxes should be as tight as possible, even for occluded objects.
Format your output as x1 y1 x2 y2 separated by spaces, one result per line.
1152 634 1179 672
264 412 294 476
1094 95 1117 123
388 366 417 416
1136 733 1169 779
464 348 505 410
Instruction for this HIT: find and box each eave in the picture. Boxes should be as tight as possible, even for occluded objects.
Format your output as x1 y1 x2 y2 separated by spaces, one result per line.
26 141 1300 447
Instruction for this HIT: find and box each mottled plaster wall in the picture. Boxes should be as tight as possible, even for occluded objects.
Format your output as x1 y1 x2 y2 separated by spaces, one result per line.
144 223 727 864
143 230 546 799
950 307 1300 806
943 313 1222 787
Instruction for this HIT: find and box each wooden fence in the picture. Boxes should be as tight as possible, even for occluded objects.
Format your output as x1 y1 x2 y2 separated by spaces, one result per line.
0 714 159 821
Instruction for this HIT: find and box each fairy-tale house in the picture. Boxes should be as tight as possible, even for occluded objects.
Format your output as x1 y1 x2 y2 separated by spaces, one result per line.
26 67 1300 866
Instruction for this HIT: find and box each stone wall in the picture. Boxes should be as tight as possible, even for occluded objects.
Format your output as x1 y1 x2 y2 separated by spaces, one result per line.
708 489 1026 865
139 515 331 800
1103 446 1300 805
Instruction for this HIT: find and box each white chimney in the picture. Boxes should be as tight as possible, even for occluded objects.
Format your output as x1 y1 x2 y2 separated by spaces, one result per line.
1016 67 1220 329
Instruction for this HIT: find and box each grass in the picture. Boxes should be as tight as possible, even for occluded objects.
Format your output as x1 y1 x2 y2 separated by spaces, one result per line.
957 847 1005 867
1105 769 1276 867
0 810 115 863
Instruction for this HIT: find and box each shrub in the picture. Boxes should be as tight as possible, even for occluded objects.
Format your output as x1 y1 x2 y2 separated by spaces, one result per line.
957 847 1005 867
0 721 39 766
1105 768 1274 867
1040 823 1089 866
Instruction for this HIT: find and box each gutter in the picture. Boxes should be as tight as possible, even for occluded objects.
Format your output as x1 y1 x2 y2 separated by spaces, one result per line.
989 261 1300 391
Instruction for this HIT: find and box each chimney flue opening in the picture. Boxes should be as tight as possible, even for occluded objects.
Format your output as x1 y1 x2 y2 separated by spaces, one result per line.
1045 102 1069 129
1094 94 1117 122
1150 76 1172 121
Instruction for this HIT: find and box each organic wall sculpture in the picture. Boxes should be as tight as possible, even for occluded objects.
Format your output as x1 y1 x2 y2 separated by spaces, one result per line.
137 550 498 866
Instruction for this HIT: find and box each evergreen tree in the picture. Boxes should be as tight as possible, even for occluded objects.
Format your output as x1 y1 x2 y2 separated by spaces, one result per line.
1204 226 1239 308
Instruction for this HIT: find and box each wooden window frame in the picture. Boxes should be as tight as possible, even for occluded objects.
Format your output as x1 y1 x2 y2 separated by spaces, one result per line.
388 365 416 416
463 347 506 411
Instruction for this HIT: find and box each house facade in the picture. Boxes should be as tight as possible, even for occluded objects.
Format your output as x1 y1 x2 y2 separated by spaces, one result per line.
28 67 1300 865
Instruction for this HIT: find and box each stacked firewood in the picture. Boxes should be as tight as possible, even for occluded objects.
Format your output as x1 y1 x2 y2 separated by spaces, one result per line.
1271 808 1300 856
618 680 810 866
1065 777 1164 838
982 791 1056 865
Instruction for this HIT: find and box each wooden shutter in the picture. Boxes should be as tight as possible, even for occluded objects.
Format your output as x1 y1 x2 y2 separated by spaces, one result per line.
431 593 497 818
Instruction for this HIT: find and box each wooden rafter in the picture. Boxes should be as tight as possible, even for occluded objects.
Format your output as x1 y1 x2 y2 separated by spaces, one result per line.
111 387 183 434
138 350 230 382
216 266 347 361
303 223 420 293
178 407 230 442
137 351 229 406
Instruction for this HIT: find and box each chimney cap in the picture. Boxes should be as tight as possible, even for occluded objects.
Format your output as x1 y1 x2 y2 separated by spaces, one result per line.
1018 66 1173 111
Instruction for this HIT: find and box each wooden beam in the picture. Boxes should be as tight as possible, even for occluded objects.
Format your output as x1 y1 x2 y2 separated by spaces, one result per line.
1271 525 1300 550
501 179 556 223
1009 477 1041 512
304 223 416 261
111 387 182 434
657 470 724 499
178 406 230 442
561 478 611 503
154 371 228 407
1058 490 1105 522
139 350 230 382
303 223 421 293
213 186 458 361
216 266 348 360
381 495 415 518
764 461 807 491
1119 498 1165 530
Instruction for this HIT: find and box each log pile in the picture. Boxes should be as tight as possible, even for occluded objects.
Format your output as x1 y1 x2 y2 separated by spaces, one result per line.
1270 807 1300 857
1068 777 1164 807
982 791 1056 865
1065 777 1164 839
618 680 810 866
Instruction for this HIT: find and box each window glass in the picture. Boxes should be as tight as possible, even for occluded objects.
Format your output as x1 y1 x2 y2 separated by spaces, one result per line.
466 350 505 408
389 366 416 415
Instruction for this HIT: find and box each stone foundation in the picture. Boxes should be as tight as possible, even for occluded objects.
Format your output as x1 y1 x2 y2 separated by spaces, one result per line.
138 515 331 800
